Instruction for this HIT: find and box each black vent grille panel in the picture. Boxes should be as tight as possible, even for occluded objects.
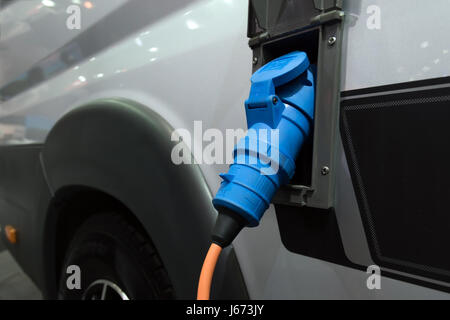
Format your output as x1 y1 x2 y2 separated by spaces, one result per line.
341 85 450 282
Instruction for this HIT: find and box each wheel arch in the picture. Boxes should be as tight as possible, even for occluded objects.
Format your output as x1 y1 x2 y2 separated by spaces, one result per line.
41 98 248 299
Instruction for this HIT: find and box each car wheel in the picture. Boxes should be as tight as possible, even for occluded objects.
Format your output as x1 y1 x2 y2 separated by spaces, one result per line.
58 212 174 300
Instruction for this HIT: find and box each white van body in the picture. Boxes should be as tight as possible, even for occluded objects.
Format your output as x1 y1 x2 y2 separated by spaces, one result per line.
0 0 449 299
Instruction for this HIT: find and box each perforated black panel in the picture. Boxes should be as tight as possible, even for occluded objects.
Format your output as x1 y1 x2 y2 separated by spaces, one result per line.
341 83 450 283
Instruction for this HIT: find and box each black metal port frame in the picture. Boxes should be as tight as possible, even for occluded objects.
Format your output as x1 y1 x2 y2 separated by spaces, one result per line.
248 0 345 209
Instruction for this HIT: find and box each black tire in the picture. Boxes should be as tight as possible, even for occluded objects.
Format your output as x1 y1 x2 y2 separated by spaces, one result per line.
58 212 175 300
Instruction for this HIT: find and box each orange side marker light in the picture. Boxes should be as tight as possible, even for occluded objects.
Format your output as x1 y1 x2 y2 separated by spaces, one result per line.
5 225 17 244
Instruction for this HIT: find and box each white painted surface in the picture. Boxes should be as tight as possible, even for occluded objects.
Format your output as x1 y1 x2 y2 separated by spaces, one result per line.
0 0 449 299
342 0 450 91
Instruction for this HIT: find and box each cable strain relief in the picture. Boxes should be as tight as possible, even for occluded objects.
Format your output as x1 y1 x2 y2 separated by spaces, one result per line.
212 206 247 248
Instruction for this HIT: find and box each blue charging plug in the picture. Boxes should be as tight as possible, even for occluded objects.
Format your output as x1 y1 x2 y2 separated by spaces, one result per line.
212 51 315 228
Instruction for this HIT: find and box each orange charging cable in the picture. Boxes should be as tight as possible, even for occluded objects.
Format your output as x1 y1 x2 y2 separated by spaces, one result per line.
197 243 223 300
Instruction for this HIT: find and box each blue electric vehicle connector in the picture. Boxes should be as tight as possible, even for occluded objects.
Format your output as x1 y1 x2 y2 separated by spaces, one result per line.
211 51 315 247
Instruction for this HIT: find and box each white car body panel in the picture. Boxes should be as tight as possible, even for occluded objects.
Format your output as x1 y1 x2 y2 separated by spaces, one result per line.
0 0 449 299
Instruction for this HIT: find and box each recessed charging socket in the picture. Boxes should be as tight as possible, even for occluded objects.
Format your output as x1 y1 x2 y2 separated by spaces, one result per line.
260 28 320 66
250 20 343 210
262 29 319 189
251 29 318 205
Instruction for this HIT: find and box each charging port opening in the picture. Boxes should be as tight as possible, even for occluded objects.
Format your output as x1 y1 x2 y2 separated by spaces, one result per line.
260 28 320 188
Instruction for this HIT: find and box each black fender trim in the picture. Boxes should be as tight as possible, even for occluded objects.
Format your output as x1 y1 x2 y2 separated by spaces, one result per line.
42 98 248 299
